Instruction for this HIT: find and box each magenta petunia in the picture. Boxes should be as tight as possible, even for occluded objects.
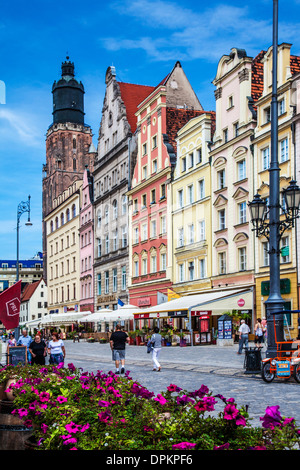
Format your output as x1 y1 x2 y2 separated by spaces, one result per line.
57 395 68 404
223 403 239 421
39 391 50 402
172 442 196 449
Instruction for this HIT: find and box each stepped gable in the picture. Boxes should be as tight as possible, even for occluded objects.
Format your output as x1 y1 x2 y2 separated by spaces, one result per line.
117 82 155 133
166 108 208 154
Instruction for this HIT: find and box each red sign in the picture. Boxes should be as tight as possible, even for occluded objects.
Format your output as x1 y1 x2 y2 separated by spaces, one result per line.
192 311 212 318
237 299 245 307
0 281 21 329
134 313 150 319
137 297 151 307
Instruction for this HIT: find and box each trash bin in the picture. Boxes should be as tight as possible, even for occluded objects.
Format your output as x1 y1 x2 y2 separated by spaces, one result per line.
244 347 262 374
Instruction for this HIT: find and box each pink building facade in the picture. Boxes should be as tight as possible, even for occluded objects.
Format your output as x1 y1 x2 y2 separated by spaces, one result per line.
79 167 94 313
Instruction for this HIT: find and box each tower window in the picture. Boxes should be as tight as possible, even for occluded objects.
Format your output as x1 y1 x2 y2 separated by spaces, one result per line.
73 158 76 170
73 137 76 149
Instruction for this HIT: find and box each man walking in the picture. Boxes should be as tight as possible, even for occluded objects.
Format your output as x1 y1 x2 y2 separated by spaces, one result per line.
109 324 130 374
237 319 250 354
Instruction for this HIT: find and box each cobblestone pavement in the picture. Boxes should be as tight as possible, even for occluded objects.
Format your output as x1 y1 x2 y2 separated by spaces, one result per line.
64 340 300 428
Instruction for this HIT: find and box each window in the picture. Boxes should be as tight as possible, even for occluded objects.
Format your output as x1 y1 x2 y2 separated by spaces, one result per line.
112 200 118 219
264 106 271 123
72 204 76 218
151 189 156 204
142 194 147 208
199 259 206 279
218 209 226 230
121 266 126 290
151 220 156 238
113 268 117 292
178 189 184 208
262 147 270 170
238 247 247 271
199 220 205 241
197 148 202 164
61 213 64 226
237 159 246 180
142 166 147 179
142 143 147 155
142 258 147 275
97 210 102 228
238 201 247 224
187 184 194 204
113 229 118 251
233 122 239 137
218 169 225 189
152 159 157 173
189 152 194 168
179 263 184 282
160 183 166 199
151 255 157 273
161 253 167 271
105 205 109 224
198 179 205 200
122 195 127 215
228 95 234 108
188 261 195 281
105 271 109 294
281 236 290 263
134 227 139 244
142 224 148 241
97 273 101 295
66 208 70 222
97 238 102 257
182 157 186 172
262 241 269 266
218 252 226 274
105 234 109 254
279 98 285 115
134 260 139 277
122 226 127 248
188 224 194 244
152 135 157 149
280 138 288 163
223 128 228 143
160 215 166 234
178 227 184 247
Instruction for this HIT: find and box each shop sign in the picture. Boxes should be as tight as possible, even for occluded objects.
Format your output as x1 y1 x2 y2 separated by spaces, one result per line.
137 297 151 307
192 311 212 318
134 313 150 319
237 298 245 307
168 310 187 317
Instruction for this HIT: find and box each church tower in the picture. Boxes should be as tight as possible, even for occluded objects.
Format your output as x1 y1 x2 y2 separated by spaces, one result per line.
42 57 96 280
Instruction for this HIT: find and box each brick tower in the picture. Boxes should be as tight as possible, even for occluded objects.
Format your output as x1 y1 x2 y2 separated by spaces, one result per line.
42 57 96 281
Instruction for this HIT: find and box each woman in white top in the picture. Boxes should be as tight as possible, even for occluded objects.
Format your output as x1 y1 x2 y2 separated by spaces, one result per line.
254 318 264 349
48 331 66 365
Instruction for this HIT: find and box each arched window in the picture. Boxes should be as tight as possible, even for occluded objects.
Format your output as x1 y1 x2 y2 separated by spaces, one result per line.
50 221 54 233
61 212 64 226
66 208 70 222
55 217 59 230
72 204 76 218
112 200 118 219
105 205 109 224
73 158 76 170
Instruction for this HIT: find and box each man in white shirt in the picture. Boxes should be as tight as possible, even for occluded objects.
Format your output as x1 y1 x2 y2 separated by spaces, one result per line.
237 319 250 354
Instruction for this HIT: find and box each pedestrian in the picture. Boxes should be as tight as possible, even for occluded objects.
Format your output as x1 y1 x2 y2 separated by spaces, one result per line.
48 332 66 365
17 329 32 363
254 318 264 349
109 324 130 374
7 333 16 347
29 333 47 365
261 318 267 343
150 327 162 372
237 319 250 354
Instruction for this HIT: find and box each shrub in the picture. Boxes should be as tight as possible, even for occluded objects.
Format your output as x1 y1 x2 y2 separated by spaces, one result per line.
1 363 299 450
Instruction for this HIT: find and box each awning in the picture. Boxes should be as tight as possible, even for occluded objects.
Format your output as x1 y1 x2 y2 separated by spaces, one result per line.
78 306 138 323
39 311 90 326
133 288 253 318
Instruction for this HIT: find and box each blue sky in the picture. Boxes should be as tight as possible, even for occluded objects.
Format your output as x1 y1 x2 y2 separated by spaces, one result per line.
1 0 300 260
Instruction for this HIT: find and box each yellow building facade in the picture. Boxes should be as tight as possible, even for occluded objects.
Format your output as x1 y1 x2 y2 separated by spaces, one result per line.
45 180 82 317
253 43 299 338
170 113 214 296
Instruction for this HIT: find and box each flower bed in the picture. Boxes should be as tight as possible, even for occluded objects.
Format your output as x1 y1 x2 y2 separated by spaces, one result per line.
0 363 299 450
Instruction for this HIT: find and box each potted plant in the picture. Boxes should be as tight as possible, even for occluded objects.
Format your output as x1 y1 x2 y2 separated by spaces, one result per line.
178 331 187 347
128 331 136 345
135 329 144 345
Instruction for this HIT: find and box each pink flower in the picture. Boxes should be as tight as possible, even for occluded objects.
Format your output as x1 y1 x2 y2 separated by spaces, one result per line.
63 437 77 445
98 400 110 408
18 408 28 418
154 394 167 405
172 442 196 449
223 403 239 421
235 415 247 427
39 391 50 402
167 384 182 393
57 395 68 404
65 422 81 434
214 443 230 450
144 426 154 432
41 423 48 434
260 406 282 430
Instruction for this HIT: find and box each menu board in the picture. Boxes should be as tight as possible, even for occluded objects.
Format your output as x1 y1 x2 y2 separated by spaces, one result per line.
7 346 27 365
218 320 232 339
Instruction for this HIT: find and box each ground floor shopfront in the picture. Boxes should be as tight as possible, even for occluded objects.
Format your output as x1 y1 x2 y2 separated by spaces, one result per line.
132 288 254 346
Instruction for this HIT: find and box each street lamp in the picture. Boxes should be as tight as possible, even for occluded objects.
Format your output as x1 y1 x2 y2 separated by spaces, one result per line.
248 0 300 357
16 195 32 282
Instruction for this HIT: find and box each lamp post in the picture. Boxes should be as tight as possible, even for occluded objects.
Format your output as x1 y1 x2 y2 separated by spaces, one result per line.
249 0 300 357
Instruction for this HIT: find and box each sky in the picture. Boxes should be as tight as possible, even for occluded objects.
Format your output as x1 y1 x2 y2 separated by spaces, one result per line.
1 0 300 260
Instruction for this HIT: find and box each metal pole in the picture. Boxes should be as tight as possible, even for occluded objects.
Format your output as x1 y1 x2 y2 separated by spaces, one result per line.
264 0 285 357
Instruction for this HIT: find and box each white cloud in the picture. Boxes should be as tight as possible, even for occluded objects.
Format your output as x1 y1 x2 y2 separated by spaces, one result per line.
0 108 43 148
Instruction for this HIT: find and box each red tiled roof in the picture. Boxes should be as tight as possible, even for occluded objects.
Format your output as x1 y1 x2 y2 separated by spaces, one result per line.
251 50 266 103
21 280 41 302
290 55 300 75
166 108 215 154
117 82 155 133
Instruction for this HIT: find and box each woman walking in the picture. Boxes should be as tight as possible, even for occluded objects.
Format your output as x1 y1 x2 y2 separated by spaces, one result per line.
150 327 162 372
254 318 264 349
48 331 66 365
29 333 47 365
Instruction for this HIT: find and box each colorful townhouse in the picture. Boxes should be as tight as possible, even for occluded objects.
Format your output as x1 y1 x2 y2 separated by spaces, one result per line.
79 167 94 314
252 43 300 338
209 48 265 326
93 66 154 312
127 61 203 310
